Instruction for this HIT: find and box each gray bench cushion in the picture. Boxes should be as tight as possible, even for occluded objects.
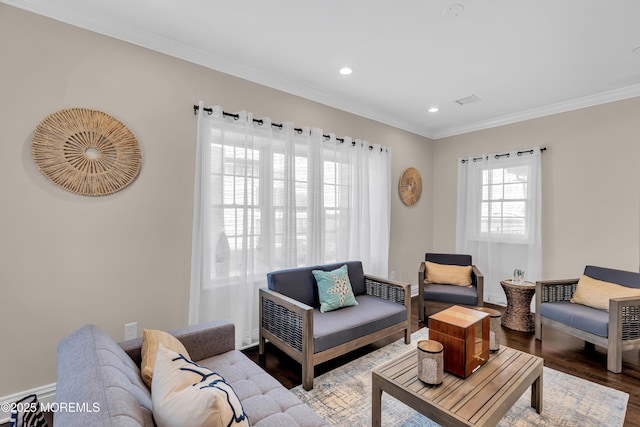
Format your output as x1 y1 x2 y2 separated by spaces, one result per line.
423 283 478 305
197 350 327 427
540 301 609 337
313 295 407 353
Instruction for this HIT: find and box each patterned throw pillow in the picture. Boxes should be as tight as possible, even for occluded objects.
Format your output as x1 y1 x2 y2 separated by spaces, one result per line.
313 264 358 313
9 394 48 427
152 344 250 427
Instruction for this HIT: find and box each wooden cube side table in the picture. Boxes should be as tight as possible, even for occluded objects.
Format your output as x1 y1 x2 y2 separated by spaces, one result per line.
428 305 490 378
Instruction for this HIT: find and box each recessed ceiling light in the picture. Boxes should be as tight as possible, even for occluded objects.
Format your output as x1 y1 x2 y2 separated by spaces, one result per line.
428 107 440 113
339 67 353 75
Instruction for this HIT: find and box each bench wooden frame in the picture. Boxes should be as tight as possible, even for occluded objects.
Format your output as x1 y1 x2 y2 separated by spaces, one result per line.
259 275 410 390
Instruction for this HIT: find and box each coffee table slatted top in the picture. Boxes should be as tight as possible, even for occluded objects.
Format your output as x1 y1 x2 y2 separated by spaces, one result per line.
372 346 543 427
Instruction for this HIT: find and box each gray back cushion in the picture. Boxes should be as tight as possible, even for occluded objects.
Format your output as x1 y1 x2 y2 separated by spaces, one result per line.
425 253 472 266
267 261 366 306
55 324 153 426
267 265 321 307
584 265 640 289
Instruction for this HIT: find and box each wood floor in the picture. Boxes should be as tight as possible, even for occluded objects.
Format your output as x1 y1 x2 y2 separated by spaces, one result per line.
5 298 636 427
243 297 640 427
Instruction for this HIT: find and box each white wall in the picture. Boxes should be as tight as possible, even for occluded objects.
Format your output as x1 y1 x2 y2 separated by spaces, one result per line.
432 98 640 280
8 2 636 402
0 4 433 398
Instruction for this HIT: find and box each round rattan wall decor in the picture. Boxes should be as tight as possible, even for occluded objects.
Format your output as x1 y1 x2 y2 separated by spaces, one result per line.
399 167 422 206
32 108 141 196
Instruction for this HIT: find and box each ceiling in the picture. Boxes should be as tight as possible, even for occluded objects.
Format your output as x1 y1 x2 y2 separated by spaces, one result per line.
5 0 640 139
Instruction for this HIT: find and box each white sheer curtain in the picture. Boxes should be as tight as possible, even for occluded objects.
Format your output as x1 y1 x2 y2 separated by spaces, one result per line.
189 102 392 347
456 148 542 306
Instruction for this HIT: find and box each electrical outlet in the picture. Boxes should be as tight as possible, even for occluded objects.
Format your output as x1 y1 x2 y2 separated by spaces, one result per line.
124 322 138 340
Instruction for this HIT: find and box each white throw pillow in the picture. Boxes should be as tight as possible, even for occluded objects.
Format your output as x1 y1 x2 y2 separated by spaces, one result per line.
151 344 250 427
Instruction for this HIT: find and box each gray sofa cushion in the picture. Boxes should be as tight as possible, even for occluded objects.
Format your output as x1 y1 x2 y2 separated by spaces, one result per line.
197 350 327 427
55 324 154 427
540 300 609 337
423 283 479 305
313 294 407 353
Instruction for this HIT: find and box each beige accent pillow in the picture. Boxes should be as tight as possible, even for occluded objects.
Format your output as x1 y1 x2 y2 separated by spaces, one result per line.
152 344 250 427
425 261 472 287
141 329 190 388
571 275 640 311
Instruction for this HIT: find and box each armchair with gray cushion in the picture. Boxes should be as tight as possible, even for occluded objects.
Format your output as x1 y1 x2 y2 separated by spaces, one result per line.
535 265 640 373
259 261 411 390
418 253 484 323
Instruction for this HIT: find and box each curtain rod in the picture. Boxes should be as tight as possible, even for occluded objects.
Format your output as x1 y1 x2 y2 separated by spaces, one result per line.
461 147 546 164
193 105 385 151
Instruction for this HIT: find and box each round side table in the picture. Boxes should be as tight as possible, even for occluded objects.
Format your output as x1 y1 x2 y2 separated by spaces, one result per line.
500 279 536 332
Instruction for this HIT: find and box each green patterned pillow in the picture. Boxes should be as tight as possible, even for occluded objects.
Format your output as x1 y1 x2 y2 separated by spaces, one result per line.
313 264 358 313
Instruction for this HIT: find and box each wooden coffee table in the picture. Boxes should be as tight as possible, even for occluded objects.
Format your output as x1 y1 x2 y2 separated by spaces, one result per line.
372 345 543 427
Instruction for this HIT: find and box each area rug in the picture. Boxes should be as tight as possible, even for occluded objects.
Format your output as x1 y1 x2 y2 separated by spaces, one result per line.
291 329 629 426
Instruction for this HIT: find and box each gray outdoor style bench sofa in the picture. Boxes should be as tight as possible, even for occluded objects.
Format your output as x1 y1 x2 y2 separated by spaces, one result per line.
535 265 640 373
259 261 411 390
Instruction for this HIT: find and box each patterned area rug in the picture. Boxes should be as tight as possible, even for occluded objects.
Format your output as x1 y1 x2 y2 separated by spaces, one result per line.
291 328 629 426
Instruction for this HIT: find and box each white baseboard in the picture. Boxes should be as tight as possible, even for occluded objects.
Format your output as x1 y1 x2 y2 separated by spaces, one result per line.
0 383 56 424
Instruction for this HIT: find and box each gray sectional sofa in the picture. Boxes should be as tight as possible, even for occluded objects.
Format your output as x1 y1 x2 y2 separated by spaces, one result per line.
259 261 411 390
55 320 328 426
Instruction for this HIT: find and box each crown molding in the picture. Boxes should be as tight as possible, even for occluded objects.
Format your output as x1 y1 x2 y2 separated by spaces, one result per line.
4 0 639 141
1 0 433 139
432 84 640 140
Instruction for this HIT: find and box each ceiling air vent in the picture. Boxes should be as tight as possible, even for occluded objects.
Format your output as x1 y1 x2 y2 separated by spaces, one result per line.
455 95 481 106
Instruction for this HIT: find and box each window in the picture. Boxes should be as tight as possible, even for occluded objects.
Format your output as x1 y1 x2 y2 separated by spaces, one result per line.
456 148 542 305
210 143 261 281
208 132 349 285
191 105 392 347
480 165 529 240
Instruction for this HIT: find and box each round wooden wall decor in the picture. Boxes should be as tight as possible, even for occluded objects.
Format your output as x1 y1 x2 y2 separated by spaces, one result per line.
32 108 141 196
399 167 422 206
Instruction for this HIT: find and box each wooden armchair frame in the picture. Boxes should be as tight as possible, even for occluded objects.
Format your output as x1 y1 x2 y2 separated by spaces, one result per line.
535 278 640 373
259 275 410 390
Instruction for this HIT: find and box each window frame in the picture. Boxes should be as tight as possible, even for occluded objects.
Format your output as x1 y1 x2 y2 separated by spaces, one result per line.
473 163 532 244
206 130 349 288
